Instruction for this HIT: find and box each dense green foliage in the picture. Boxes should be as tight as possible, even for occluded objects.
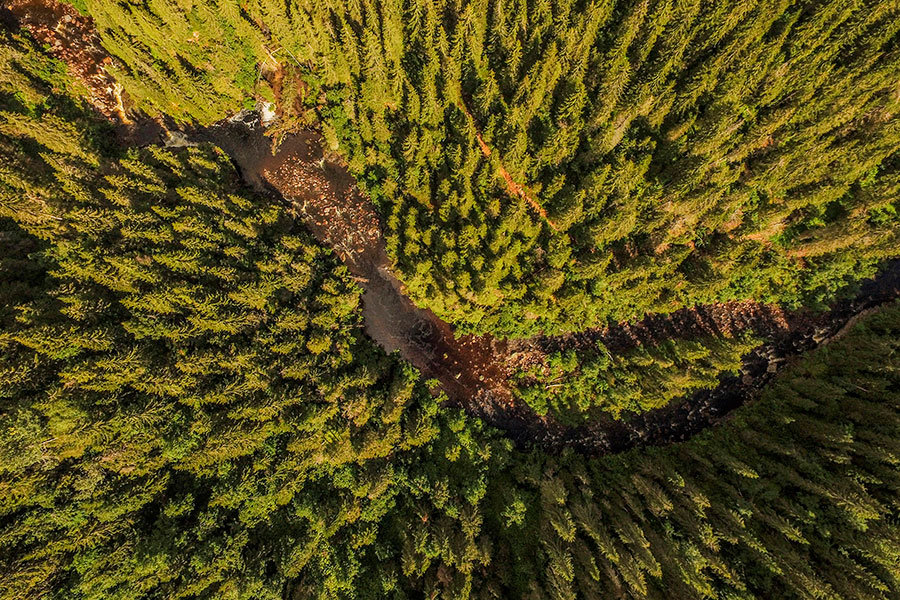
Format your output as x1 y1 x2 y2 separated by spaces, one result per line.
4 4 900 600
78 0 900 336
0 31 471 599
482 302 900 599
83 0 267 123
511 333 760 420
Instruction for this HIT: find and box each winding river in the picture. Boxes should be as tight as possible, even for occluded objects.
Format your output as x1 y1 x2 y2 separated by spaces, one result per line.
193 113 900 455
6 0 900 455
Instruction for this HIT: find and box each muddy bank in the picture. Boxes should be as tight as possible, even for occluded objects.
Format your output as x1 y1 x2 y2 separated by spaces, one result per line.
3 0 168 144
3 0 510 413
498 264 900 454
524 300 796 357
190 115 511 409
5 0 120 117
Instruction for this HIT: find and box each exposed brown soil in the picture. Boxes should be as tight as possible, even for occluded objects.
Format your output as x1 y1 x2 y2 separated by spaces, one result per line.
486 265 900 454
3 0 168 145
192 116 512 411
503 300 799 401
521 300 796 358
6 0 121 118
7 2 900 456
196 114 900 456
460 99 559 232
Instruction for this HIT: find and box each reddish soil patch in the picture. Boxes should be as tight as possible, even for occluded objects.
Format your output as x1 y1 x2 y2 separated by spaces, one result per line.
505 299 797 384
197 116 900 457
520 300 795 359
461 99 558 231
6 0 124 120
4 0 169 145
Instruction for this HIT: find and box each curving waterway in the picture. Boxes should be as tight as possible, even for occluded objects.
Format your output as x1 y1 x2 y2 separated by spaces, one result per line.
188 114 512 411
190 113 900 455
6 0 900 455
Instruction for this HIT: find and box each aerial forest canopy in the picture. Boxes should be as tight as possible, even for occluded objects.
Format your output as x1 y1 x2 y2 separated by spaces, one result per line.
74 0 900 336
1 1 900 599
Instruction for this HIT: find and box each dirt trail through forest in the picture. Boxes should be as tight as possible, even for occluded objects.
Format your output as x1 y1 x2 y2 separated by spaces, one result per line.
7 3 900 455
